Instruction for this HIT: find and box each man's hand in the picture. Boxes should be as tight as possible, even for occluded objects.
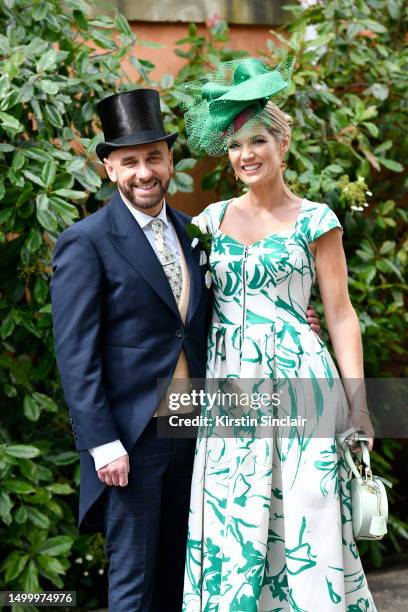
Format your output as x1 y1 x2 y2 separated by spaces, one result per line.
307 304 321 337
97 454 130 487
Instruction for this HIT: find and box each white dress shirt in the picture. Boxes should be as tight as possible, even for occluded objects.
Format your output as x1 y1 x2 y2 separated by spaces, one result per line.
89 192 182 470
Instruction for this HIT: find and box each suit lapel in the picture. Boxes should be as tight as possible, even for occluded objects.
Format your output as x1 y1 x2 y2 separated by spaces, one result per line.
106 193 181 319
167 205 202 325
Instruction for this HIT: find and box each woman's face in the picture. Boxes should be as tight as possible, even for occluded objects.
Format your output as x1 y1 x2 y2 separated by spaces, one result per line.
227 127 287 188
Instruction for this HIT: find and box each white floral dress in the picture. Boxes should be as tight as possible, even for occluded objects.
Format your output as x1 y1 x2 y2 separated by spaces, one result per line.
183 199 376 612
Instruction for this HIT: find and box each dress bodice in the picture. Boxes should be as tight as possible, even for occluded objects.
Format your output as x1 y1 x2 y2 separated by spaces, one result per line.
197 198 342 378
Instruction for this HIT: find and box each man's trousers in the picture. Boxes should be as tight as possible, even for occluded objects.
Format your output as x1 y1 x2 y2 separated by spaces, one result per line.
103 418 196 612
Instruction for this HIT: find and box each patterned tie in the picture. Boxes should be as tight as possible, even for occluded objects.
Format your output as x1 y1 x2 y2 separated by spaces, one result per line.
150 218 183 304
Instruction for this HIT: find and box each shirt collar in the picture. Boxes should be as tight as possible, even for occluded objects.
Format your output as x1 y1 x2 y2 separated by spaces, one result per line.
119 189 169 230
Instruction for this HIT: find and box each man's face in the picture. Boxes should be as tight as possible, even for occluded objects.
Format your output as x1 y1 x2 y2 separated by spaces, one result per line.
103 141 173 211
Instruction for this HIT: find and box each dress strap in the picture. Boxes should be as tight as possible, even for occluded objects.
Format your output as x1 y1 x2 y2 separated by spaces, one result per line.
211 199 233 233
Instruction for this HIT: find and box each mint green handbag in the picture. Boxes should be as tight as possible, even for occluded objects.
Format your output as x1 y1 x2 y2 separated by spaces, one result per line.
340 431 392 541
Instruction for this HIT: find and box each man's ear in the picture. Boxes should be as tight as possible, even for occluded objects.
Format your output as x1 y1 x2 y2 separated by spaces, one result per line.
103 157 117 183
168 149 174 173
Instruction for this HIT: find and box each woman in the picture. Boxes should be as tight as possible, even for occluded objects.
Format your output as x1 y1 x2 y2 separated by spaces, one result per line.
177 57 376 611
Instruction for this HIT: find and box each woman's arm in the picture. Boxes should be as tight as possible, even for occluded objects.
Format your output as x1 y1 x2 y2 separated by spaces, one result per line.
315 228 374 449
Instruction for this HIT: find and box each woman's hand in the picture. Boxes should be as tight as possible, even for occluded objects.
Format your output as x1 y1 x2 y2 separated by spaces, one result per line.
347 437 374 453
306 305 321 336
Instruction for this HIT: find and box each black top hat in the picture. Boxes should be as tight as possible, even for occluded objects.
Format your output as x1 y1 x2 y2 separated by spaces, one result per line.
95 89 178 161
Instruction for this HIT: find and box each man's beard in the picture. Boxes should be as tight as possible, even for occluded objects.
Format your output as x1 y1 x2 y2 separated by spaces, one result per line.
118 176 170 210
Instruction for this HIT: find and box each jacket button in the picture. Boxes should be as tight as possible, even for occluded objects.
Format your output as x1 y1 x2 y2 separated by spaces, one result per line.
175 329 183 338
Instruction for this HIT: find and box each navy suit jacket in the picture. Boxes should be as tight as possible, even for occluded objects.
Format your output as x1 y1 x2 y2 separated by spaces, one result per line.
50 192 210 530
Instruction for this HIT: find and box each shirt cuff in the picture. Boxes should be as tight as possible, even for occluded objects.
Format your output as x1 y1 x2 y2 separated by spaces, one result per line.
88 439 128 471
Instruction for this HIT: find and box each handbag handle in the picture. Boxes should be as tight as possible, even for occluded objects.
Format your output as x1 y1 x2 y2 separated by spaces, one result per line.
340 430 392 489
338 428 371 483
343 441 369 483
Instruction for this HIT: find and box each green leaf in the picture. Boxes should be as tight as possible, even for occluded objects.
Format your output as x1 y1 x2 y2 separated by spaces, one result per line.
91 30 117 50
53 188 87 200
39 79 60 95
23 170 45 188
44 104 64 129
20 82 34 103
137 40 164 48
26 506 50 529
5 445 41 459
38 207 58 231
0 208 14 223
39 535 73 557
37 49 57 72
1 311 15 339
42 161 58 188
374 140 393 154
0 74 10 97
380 241 396 255
37 554 66 577
0 491 13 522
362 19 388 33
0 143 15 152
25 148 53 163
160 73 175 89
32 3 48 20
0 111 24 133
14 505 28 524
0 355 30 388
387 0 401 19
175 158 197 171
26 228 43 253
174 171 194 190
73 9 88 29
3 479 35 494
12 150 25 171
34 277 49 304
115 13 133 37
22 559 40 592
32 392 58 413
46 483 74 495
47 500 63 518
3 552 29 583
46 451 78 466
324 164 344 174
363 122 379 138
378 158 404 172
23 395 41 422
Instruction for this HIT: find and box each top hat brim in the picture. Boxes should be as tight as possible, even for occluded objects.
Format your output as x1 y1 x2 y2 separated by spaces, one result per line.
96 130 178 161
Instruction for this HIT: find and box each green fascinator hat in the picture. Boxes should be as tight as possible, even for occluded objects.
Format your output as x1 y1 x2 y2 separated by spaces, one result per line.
174 55 295 156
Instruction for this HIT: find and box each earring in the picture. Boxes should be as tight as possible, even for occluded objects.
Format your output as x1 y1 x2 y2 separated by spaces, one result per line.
281 160 287 170
235 173 239 181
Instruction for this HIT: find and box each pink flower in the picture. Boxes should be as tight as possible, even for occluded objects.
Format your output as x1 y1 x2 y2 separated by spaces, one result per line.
206 13 221 29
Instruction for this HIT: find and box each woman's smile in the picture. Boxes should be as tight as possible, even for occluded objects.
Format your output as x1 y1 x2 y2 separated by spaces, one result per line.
241 162 263 173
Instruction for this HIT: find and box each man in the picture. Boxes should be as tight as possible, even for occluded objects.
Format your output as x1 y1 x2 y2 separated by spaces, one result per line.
51 89 211 611
51 88 321 611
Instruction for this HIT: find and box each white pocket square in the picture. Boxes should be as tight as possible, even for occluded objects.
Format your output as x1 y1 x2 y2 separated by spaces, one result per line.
199 250 208 266
205 270 212 289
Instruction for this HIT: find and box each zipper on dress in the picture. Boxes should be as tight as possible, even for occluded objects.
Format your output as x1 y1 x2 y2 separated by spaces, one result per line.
241 246 248 345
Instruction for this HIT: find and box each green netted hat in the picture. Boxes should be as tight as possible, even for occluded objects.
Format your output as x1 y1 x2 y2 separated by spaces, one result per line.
174 55 295 156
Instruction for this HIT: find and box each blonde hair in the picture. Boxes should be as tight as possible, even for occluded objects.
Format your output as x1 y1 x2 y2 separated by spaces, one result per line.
263 101 293 142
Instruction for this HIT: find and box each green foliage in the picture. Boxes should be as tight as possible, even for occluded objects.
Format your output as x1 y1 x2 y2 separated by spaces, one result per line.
0 439 75 593
0 0 178 605
170 1 408 378
275 0 408 378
